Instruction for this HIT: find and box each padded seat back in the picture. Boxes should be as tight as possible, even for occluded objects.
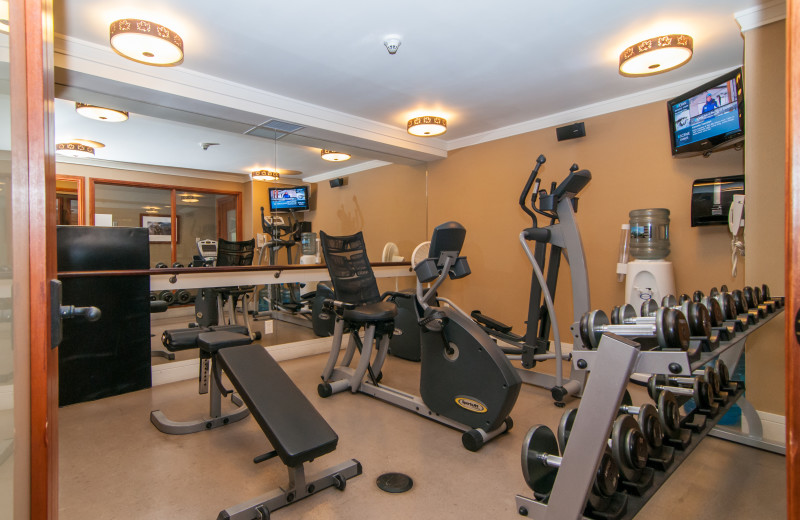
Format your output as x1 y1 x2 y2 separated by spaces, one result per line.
319 231 381 306
217 238 256 267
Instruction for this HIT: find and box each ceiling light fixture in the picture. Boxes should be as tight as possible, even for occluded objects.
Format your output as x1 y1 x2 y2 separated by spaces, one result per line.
251 170 280 182
619 34 693 77
56 142 95 159
0 2 9 33
321 150 351 162
109 19 184 67
71 139 105 149
75 102 129 122
181 197 199 203
407 116 447 137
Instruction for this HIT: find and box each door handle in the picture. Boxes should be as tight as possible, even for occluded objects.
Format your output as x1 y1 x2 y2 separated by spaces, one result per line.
50 279 101 349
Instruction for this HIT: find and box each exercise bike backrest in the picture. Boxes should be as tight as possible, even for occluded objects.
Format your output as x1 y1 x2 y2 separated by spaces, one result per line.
414 221 471 306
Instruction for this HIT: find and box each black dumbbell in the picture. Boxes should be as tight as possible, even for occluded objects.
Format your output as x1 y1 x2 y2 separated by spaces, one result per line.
654 390 692 449
558 408 651 492
579 308 690 350
692 290 705 302
522 424 622 513
619 391 674 471
154 262 168 269
157 290 175 305
647 374 716 416
743 286 775 315
761 284 784 308
712 291 746 332
172 262 184 268
731 289 761 323
175 289 193 305
710 358 737 393
613 301 711 339
149 292 158 302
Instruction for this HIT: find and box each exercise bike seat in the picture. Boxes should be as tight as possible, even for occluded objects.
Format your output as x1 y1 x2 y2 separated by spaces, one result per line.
343 301 398 323
197 330 253 354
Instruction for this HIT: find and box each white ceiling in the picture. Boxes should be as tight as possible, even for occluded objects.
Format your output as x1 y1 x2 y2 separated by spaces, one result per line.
51 0 774 182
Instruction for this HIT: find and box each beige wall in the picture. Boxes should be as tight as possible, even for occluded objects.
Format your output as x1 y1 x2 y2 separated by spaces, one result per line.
743 20 786 415
427 101 744 345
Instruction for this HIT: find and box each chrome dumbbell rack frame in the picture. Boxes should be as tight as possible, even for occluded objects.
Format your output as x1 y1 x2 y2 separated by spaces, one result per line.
515 304 783 520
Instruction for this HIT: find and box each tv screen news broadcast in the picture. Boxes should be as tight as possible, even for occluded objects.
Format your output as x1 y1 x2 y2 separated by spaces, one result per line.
668 68 744 156
268 186 310 212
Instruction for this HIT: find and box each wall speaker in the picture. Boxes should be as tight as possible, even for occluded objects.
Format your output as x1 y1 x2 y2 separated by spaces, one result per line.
330 178 345 188
556 122 586 141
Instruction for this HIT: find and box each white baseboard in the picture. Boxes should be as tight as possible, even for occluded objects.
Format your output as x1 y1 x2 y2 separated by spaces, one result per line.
151 337 334 387
757 410 786 443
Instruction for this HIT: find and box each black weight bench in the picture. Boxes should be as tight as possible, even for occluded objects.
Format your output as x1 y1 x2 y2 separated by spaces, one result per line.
204 336 361 519
150 325 252 434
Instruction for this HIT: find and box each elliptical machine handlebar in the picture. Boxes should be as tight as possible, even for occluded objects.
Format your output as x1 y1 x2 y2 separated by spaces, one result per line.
519 154 547 226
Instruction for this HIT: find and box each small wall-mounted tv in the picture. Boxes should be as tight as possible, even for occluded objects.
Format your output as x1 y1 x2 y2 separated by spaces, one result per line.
268 186 309 212
667 68 744 157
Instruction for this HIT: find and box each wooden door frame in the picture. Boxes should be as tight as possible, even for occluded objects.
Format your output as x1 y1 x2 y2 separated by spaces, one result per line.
786 0 799 517
55 174 85 225
10 0 56 517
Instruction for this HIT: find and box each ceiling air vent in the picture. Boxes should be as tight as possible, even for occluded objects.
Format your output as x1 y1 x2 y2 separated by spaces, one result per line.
244 119 305 140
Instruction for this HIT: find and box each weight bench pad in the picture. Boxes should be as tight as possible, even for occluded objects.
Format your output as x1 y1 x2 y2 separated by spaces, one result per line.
216 344 339 467
197 331 253 354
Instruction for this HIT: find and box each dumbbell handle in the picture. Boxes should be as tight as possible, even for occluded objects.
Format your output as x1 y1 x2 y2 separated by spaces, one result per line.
535 453 562 469
596 322 659 337
619 404 641 415
652 383 695 398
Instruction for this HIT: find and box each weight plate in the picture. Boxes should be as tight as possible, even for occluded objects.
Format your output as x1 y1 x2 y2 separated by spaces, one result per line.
661 294 678 308
612 304 636 325
638 404 663 451
731 289 748 314
376 472 413 493
657 308 689 350
687 302 712 338
621 390 633 408
692 290 704 302
743 286 756 309
658 391 681 438
754 286 763 305
594 448 620 499
557 408 578 451
694 378 711 409
715 293 737 320
640 299 658 317
611 306 623 325
709 287 720 298
702 297 724 327
715 359 730 388
582 310 608 349
679 293 691 304
762 284 771 301
647 375 661 401
720 284 729 293
521 425 559 497
612 415 646 482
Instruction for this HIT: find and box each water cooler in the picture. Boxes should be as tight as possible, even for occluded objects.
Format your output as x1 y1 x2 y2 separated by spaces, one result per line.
617 208 676 306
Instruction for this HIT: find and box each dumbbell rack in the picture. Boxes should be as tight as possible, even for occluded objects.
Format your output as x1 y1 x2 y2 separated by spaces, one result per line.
515 306 784 520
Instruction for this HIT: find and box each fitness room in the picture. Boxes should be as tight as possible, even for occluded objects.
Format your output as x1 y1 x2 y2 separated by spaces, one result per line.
2 1 799 519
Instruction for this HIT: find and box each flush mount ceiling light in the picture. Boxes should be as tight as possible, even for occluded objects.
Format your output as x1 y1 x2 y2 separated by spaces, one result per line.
75 103 129 122
181 197 199 203
71 139 105 149
56 142 95 158
407 116 447 137
321 150 351 162
251 170 280 182
109 19 184 66
619 34 693 77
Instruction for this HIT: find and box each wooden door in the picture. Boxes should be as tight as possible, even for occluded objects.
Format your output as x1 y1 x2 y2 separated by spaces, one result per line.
9 0 56 517
786 0 799 517
216 195 240 241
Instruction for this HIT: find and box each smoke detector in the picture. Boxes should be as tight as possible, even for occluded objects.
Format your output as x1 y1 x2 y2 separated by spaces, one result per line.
384 36 401 55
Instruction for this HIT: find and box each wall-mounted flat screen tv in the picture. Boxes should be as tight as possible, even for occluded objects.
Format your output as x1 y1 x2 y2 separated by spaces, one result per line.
667 68 744 157
268 186 309 212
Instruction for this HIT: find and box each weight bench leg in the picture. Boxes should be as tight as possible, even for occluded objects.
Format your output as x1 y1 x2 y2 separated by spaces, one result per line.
217 459 362 520
151 358 250 435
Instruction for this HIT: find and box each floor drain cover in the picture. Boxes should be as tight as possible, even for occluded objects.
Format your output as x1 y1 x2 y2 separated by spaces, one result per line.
376 472 413 493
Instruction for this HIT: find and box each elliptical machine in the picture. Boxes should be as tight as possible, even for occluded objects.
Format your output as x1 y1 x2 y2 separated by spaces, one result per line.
471 154 591 405
317 222 521 451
